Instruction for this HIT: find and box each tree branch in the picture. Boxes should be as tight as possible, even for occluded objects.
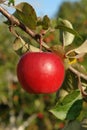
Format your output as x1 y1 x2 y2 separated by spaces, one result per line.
0 5 87 83
0 5 49 50
69 66 87 80
0 6 35 37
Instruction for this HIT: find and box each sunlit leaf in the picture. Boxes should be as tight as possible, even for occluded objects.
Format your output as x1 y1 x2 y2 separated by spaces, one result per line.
75 40 87 54
57 19 75 46
56 19 82 46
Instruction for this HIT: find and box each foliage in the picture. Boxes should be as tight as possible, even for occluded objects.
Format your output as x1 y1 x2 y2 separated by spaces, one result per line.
57 0 87 44
0 0 87 130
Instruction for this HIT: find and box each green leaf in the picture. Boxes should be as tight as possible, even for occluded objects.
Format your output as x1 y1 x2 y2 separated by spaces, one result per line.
57 24 81 37
42 15 50 30
37 15 50 30
66 100 83 120
50 90 82 120
15 2 37 29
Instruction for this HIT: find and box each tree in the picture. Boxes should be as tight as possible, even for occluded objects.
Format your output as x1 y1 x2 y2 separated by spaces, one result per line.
0 0 87 130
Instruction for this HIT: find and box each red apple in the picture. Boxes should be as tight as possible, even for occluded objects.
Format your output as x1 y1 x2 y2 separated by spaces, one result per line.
17 52 65 94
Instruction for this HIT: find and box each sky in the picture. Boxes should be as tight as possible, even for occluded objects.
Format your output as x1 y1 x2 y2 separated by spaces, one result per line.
13 0 80 18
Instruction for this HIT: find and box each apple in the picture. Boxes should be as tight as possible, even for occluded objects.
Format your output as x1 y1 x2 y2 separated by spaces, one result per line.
17 52 65 94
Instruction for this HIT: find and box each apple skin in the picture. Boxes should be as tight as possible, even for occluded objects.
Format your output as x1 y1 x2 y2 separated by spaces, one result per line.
17 52 65 94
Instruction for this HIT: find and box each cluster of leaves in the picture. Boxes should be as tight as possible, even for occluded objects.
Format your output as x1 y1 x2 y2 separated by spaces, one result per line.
12 1 87 128
0 1 87 130
0 20 63 130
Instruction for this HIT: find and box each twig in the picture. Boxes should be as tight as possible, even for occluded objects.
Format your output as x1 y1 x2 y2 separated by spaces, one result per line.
0 6 35 37
0 5 50 50
69 66 87 80
69 65 87 97
18 114 37 130
78 75 87 97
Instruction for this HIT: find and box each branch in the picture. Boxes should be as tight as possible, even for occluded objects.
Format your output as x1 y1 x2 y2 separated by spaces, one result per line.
0 5 50 50
0 6 35 36
69 66 87 80
18 114 37 130
77 75 87 97
69 66 87 97
0 5 87 82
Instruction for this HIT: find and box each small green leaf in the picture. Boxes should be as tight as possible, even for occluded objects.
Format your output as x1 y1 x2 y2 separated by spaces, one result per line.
37 15 50 30
15 2 37 29
50 90 81 120
42 15 50 30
